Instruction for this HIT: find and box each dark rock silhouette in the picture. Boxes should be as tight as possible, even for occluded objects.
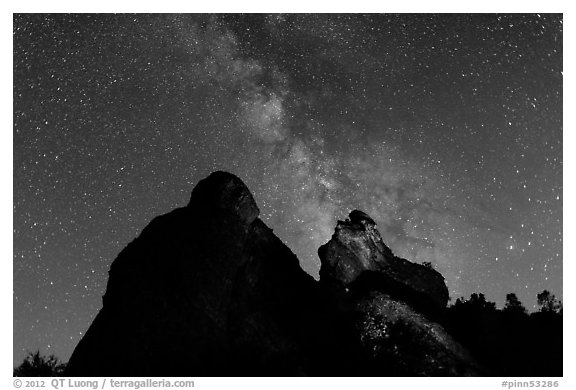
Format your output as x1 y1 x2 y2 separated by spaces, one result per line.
66 172 351 376
65 172 479 376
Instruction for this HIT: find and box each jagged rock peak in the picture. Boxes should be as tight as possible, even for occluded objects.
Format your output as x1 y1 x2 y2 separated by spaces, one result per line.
188 171 259 225
335 210 393 258
320 210 393 287
319 209 449 309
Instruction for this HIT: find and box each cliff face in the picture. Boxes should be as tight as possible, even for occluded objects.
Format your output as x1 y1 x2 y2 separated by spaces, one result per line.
66 171 479 376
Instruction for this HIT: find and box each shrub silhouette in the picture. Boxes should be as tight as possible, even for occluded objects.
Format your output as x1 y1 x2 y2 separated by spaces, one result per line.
13 351 67 377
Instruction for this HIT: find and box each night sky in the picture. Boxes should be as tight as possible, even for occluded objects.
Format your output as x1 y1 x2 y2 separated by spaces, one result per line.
13 14 562 366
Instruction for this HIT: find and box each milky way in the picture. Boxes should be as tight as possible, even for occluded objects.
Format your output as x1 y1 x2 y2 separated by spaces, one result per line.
13 14 562 365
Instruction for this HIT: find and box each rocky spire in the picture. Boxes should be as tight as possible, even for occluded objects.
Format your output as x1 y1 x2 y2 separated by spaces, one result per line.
319 209 449 309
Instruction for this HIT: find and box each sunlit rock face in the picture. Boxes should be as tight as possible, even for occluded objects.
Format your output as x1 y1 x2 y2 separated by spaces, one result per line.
66 171 479 376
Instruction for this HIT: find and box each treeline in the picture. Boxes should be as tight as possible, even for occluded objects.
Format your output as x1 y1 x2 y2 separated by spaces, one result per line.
443 290 562 376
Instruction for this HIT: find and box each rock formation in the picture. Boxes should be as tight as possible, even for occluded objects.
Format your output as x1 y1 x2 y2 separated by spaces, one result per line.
66 172 345 376
319 210 449 310
66 171 480 376
319 210 481 375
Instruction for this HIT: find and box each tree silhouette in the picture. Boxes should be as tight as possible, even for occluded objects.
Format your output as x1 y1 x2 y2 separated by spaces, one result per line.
446 290 562 376
503 293 527 315
536 290 562 314
13 351 67 377
453 293 496 312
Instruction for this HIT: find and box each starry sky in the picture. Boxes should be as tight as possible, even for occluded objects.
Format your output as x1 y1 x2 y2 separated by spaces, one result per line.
13 13 562 366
